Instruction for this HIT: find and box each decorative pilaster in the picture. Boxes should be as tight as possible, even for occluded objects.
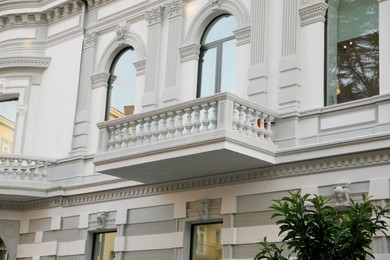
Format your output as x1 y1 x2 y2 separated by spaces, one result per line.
278 0 301 113
162 0 185 104
70 31 98 156
142 6 164 108
248 0 268 105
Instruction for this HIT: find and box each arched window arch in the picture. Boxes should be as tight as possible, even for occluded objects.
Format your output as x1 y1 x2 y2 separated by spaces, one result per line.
105 47 137 120
326 0 379 105
197 15 237 98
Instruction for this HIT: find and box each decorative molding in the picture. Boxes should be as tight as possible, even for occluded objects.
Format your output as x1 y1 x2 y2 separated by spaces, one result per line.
83 32 97 49
209 0 222 11
145 6 164 25
115 25 128 46
91 72 110 89
96 212 108 229
0 78 8 92
334 185 350 209
179 43 201 62
165 0 184 19
134 59 146 76
299 2 328 26
196 199 211 220
233 26 251 46
0 56 51 69
16 103 28 115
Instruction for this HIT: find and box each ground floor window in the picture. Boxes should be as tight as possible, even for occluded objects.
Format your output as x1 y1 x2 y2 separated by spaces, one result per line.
190 223 222 260
0 99 17 154
92 232 116 260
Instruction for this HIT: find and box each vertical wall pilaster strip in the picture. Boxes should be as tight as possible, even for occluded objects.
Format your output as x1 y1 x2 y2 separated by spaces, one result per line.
142 6 164 108
163 0 184 104
278 0 301 113
247 0 268 105
70 32 97 156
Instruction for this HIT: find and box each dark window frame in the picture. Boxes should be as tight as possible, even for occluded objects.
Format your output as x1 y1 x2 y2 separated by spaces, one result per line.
189 222 222 260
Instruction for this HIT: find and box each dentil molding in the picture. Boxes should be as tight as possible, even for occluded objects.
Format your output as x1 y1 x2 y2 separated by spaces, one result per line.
0 56 51 69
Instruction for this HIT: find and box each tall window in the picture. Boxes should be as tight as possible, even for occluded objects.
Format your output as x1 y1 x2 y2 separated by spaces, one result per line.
92 232 116 260
326 0 379 105
106 47 137 120
190 223 222 260
197 15 237 98
0 99 17 154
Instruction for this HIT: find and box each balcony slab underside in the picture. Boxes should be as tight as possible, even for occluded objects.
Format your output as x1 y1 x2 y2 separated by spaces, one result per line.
94 129 276 184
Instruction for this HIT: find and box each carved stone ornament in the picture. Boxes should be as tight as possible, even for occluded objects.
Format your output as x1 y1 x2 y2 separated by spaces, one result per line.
145 6 164 25
209 0 222 11
115 25 127 45
83 32 97 49
16 103 28 115
334 185 350 209
0 78 8 92
196 199 210 220
165 0 184 18
96 211 108 229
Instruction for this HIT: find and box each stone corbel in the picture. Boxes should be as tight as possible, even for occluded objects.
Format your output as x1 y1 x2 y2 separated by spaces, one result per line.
115 25 127 46
196 199 211 220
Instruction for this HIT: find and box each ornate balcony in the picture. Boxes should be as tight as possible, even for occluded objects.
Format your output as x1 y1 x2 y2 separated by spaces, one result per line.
0 155 56 201
94 93 278 184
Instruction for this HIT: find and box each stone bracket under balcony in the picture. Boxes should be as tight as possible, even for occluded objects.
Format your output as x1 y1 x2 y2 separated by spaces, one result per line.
94 93 278 184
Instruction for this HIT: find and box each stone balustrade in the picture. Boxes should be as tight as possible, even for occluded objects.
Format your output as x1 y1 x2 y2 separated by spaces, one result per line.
97 93 278 153
0 155 55 182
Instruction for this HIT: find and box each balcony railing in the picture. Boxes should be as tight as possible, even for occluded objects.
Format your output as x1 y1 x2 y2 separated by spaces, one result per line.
0 155 56 182
96 92 277 153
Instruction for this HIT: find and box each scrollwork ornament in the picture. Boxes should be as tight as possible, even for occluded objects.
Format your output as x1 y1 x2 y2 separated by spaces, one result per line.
115 25 127 44
145 6 164 25
209 0 222 11
165 0 184 18
16 104 28 116
96 211 108 229
83 32 97 49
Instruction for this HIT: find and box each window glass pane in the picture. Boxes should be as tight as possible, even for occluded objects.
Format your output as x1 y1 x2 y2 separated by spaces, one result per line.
220 39 237 93
92 232 116 260
326 0 379 105
0 99 17 154
0 238 9 260
202 16 236 44
199 47 217 97
191 223 222 260
107 48 137 120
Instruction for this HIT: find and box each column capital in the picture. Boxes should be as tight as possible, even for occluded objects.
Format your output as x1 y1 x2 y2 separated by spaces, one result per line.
299 1 328 26
145 6 164 25
165 0 184 19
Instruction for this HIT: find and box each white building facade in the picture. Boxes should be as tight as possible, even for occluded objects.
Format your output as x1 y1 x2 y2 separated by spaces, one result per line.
0 0 390 259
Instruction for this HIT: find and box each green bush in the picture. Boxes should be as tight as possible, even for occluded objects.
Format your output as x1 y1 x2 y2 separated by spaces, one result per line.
254 191 390 260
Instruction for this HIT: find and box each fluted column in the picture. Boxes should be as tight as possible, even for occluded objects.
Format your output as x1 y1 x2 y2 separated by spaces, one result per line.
278 0 300 113
70 32 97 156
162 0 185 104
299 0 327 110
142 6 164 109
247 0 268 105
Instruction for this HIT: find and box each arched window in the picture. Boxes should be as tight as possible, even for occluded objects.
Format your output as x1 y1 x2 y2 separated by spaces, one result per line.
326 0 379 105
106 47 137 120
197 15 237 98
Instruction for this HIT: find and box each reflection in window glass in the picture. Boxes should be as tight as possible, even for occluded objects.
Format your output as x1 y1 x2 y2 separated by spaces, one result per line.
191 223 222 260
106 48 137 120
92 232 116 260
197 15 237 98
0 99 17 154
326 0 379 105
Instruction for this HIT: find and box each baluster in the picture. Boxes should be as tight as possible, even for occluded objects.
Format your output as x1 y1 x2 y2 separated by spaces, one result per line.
259 113 267 141
160 114 168 140
237 105 245 133
254 111 262 138
176 110 184 136
151 116 160 142
184 108 193 135
250 109 257 137
121 122 129 148
4 159 10 179
129 121 138 146
266 116 274 143
25 160 32 180
136 119 145 145
42 161 49 182
167 112 176 138
210 102 217 130
232 103 239 131
32 161 40 181
201 103 210 132
0 158 5 179
107 126 116 150
245 108 254 135
144 118 152 143
11 159 18 179
192 106 201 134
115 124 123 149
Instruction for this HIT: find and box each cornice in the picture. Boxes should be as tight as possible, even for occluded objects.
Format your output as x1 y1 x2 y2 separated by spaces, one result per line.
2 149 389 211
179 43 201 63
299 2 328 26
234 25 251 46
0 56 51 69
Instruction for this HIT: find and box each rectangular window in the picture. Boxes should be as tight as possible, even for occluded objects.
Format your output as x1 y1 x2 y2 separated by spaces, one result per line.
326 0 379 105
0 99 17 154
190 223 222 260
92 232 116 260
